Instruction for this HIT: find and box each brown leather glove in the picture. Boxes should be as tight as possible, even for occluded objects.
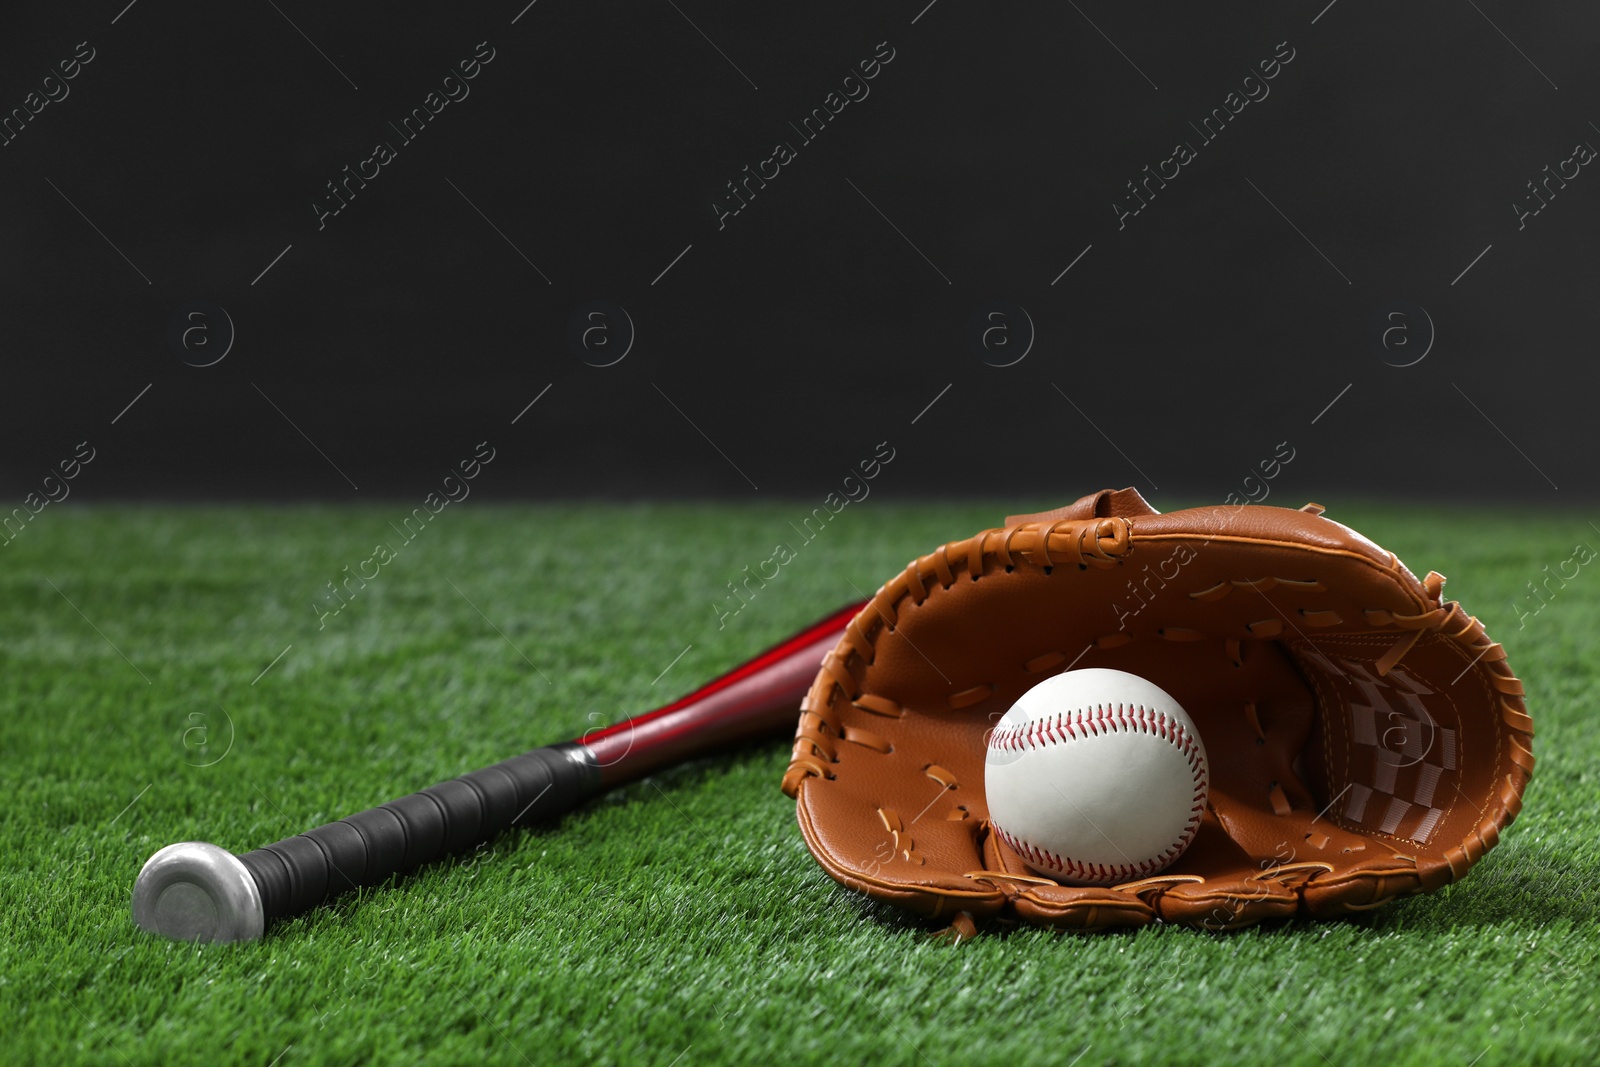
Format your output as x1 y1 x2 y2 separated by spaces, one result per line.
782 489 1533 931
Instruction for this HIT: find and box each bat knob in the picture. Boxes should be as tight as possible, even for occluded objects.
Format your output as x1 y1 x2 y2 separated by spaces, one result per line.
132 842 265 943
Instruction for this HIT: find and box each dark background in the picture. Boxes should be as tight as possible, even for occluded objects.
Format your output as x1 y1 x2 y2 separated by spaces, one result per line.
2 1 1595 505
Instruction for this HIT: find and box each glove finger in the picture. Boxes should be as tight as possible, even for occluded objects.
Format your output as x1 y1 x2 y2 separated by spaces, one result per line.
1300 852 1429 916
1158 839 1433 925
1153 872 1302 929
1012 884 1155 930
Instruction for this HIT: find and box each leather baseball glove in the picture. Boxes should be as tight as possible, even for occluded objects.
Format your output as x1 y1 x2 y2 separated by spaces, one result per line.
781 488 1533 931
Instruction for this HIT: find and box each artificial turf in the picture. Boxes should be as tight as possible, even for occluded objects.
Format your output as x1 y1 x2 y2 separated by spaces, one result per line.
2 501 1596 1066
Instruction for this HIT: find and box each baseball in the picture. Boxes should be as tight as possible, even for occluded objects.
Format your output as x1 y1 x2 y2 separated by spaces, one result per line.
984 668 1209 886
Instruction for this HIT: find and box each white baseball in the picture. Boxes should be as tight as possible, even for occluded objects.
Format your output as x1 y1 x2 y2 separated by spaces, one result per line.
984 668 1209 886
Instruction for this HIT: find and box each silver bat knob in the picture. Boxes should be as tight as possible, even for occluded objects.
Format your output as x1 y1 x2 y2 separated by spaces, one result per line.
132 842 265 943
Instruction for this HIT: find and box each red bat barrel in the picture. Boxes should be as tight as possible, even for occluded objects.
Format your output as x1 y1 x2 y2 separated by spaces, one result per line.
583 600 863 784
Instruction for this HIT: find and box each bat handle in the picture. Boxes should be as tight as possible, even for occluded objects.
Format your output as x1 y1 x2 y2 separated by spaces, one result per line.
132 743 600 943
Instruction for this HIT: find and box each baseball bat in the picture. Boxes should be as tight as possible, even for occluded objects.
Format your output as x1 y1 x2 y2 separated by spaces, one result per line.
132 600 863 942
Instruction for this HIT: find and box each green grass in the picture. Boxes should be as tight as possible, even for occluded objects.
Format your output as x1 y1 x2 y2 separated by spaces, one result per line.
2 501 1596 1066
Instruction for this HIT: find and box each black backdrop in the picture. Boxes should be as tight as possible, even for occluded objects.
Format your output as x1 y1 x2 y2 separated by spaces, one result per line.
2 2 1595 504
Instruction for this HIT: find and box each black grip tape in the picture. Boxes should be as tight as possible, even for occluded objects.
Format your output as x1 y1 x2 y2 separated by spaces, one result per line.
240 742 599 924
